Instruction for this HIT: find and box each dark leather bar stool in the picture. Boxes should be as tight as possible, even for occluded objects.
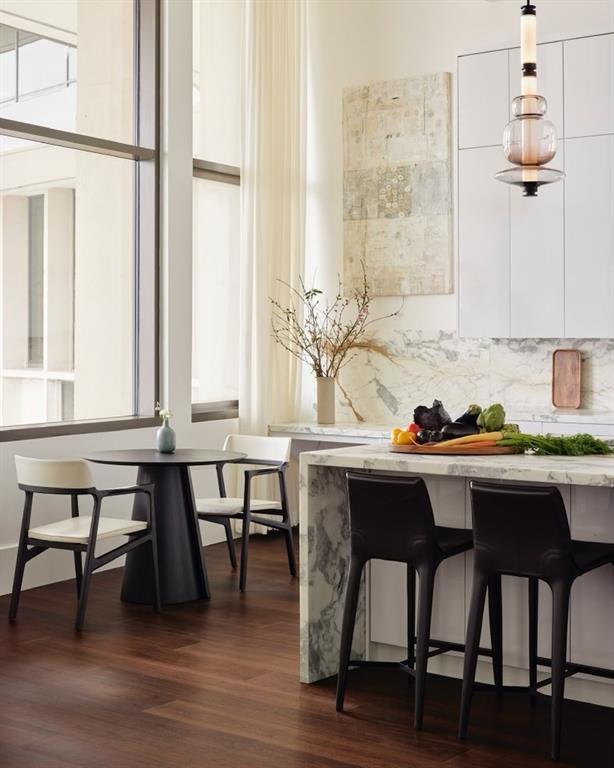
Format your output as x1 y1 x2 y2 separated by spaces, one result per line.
459 481 614 762
337 471 494 730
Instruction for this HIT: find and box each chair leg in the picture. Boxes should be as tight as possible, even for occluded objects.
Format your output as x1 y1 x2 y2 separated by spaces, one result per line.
222 519 238 569
8 539 29 623
239 513 251 592
459 570 489 740
414 564 436 730
73 552 83 598
335 556 365 712
150 539 161 614
550 579 572 762
528 576 539 707
283 523 297 577
488 574 503 698
75 545 96 632
407 565 416 669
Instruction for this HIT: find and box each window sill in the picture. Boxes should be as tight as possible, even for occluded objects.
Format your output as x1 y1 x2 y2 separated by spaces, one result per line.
0 416 159 443
192 401 239 423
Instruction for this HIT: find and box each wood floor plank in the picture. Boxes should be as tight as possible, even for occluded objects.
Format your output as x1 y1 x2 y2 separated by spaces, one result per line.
0 531 612 767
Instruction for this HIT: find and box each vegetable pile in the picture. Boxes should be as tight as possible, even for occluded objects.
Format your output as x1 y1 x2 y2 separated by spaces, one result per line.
391 400 614 456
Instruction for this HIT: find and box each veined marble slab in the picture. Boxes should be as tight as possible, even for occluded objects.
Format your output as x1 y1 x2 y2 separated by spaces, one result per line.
302 444 614 488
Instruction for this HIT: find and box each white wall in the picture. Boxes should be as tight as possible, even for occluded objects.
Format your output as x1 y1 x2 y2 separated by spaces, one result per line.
304 0 614 421
306 0 614 330
0 0 237 596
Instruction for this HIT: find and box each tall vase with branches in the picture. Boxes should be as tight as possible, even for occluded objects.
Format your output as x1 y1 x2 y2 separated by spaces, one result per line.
270 263 401 424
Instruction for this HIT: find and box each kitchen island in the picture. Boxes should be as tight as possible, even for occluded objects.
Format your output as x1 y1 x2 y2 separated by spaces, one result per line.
299 444 614 707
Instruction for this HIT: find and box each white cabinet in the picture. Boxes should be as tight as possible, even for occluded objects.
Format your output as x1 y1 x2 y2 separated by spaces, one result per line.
458 33 614 340
458 147 510 338
458 50 509 149
564 135 614 338
510 149 565 338
564 34 614 138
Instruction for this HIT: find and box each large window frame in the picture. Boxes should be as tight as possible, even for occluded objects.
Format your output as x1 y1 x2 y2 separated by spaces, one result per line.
191 160 240 423
0 0 160 442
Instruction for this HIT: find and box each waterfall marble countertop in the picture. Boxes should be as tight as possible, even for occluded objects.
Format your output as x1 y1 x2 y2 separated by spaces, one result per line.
299 444 614 488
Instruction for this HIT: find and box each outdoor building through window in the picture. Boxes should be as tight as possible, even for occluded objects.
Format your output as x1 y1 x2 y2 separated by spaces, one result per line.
0 1 158 433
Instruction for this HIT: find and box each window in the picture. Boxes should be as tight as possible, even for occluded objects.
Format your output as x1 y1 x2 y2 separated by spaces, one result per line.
192 0 241 420
0 1 158 436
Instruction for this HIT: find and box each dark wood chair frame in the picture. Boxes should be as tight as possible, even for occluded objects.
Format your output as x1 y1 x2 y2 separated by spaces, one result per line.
10 482 161 631
197 458 297 592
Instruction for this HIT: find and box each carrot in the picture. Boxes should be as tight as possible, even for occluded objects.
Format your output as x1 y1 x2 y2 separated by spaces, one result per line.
439 431 504 449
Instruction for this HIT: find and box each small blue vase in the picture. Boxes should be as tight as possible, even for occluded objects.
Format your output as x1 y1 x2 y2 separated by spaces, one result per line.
156 419 176 453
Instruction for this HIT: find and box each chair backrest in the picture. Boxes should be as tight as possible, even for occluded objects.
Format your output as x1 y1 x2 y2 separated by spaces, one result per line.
15 456 95 492
223 434 290 464
470 481 573 580
346 471 438 565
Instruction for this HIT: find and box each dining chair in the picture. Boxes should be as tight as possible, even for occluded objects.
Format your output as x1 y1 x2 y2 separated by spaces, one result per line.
195 435 296 591
11 456 161 631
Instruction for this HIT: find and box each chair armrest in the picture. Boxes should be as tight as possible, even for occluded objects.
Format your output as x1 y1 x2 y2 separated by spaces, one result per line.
94 484 154 499
244 464 287 480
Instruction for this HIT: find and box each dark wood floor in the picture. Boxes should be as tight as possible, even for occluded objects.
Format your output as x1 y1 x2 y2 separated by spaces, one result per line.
0 532 612 768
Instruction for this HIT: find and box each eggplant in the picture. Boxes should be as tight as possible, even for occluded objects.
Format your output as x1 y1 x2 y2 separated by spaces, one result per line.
455 404 482 426
417 429 445 445
440 421 479 440
413 400 452 431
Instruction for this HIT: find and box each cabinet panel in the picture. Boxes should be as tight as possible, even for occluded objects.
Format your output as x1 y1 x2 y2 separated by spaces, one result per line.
458 146 510 338
458 50 509 149
564 135 614 338
564 34 614 138
510 144 565 338
508 42 563 139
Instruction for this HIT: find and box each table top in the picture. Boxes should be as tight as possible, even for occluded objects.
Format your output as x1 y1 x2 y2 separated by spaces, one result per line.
86 449 246 467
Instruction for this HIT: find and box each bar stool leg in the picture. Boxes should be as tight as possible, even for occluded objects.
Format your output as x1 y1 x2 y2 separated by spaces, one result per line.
459 570 489 739
550 579 571 762
407 565 416 669
488 575 503 698
336 556 365 712
528 577 539 707
414 564 436 730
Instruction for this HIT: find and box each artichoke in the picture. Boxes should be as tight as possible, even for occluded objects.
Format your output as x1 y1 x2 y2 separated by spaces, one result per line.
477 403 506 433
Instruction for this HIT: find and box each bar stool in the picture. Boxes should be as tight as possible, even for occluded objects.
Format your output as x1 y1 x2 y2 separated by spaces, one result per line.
336 471 497 730
459 481 614 762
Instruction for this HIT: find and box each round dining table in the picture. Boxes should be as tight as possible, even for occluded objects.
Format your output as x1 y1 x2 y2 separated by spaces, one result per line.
86 449 246 605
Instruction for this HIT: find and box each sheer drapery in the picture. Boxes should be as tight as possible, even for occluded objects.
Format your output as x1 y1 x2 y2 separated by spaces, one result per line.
238 0 306 526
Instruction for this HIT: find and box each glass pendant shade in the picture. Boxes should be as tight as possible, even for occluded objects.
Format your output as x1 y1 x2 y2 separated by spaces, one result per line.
502 115 557 166
496 2 564 196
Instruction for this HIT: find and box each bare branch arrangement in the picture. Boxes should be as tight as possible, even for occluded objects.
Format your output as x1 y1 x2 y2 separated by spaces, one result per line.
270 262 402 379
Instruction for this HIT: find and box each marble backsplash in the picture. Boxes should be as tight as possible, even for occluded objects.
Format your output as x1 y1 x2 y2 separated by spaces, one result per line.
335 332 614 423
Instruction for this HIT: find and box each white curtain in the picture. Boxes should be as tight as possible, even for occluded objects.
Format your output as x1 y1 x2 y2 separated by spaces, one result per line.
238 0 306 526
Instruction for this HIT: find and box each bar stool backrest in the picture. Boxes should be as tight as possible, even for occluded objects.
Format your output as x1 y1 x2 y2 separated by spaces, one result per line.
470 481 573 580
15 456 95 493
346 472 438 564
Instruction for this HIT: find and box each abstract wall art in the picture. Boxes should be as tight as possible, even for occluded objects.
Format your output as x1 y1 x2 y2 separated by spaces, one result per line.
343 73 453 296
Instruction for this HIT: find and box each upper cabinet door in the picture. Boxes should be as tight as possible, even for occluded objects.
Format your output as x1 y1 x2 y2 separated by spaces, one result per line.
458 146 510 338
564 135 614 338
509 42 563 139
458 49 509 149
565 34 614 138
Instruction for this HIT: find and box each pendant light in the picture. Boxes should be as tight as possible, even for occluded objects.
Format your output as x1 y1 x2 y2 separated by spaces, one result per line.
495 3 564 196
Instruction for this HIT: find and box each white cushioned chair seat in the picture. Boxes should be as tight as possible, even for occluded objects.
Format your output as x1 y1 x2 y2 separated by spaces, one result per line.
196 497 282 516
29 516 148 544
